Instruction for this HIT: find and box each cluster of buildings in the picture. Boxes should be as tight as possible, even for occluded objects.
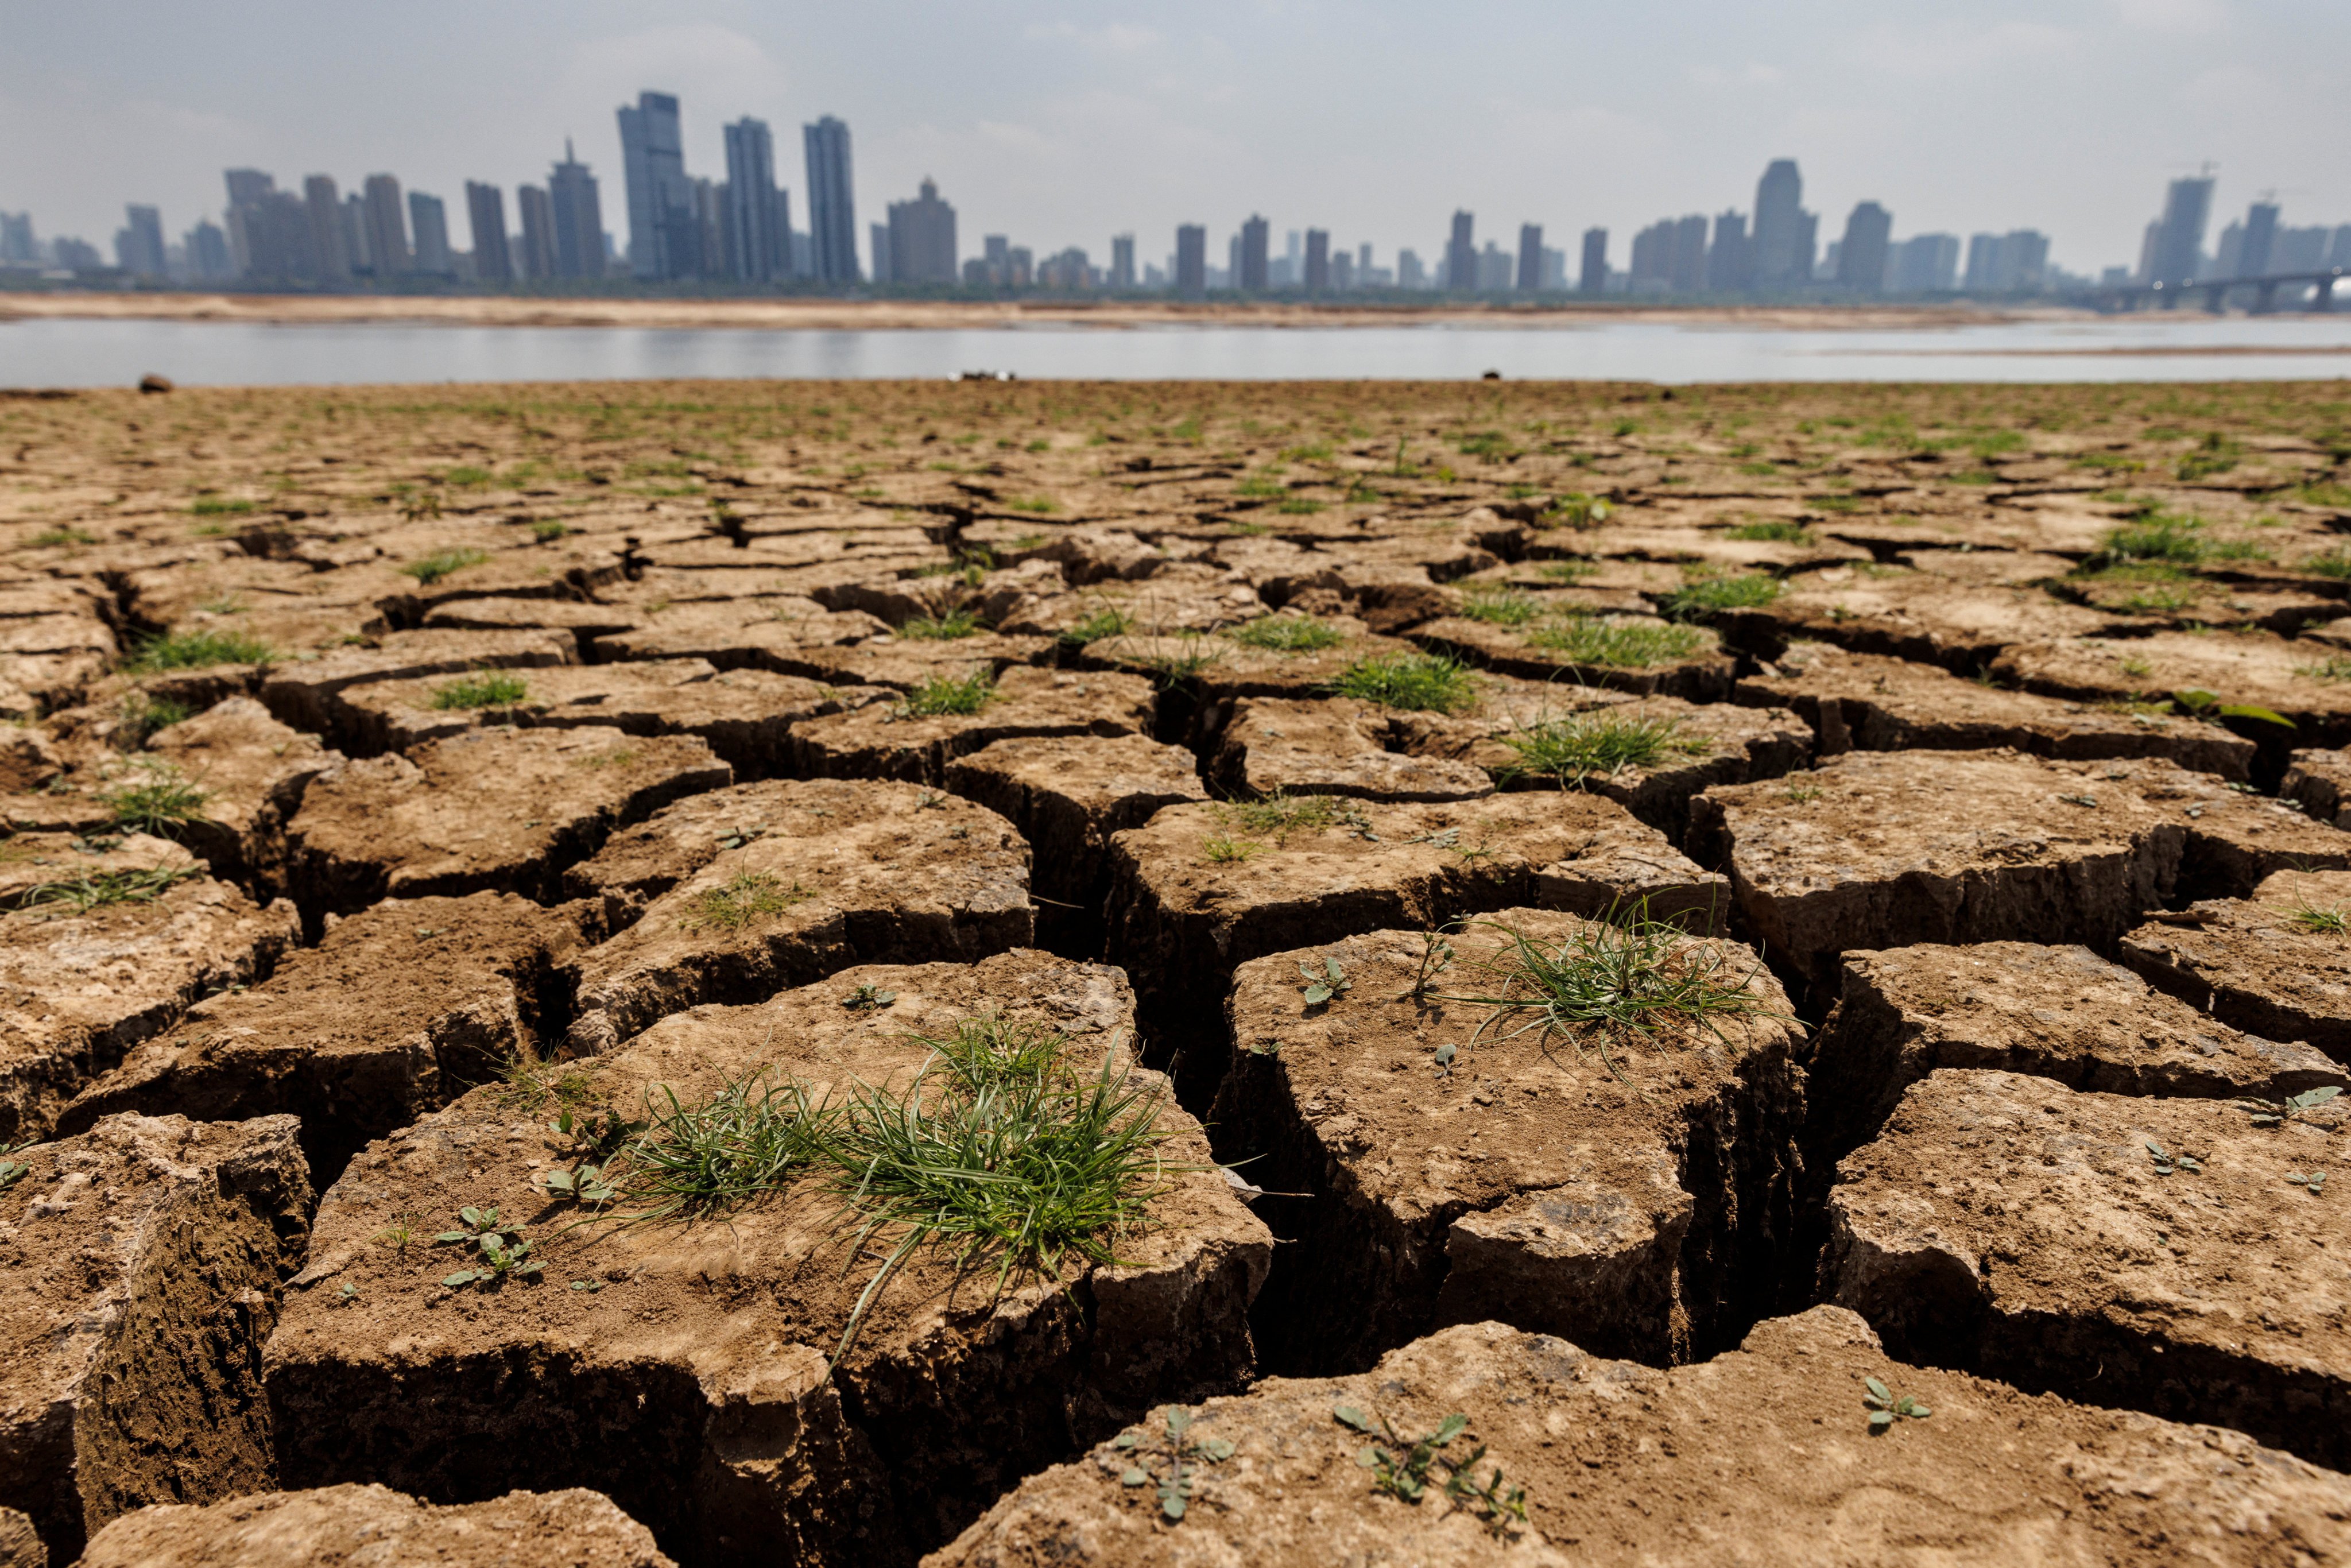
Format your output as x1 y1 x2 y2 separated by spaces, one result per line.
6 101 2348 304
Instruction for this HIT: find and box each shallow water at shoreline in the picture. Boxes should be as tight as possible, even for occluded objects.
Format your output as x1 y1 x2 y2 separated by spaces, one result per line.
5 313 2350 387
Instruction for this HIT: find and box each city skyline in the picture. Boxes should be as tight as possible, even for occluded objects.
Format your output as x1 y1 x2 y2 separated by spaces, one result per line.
5 1 2349 283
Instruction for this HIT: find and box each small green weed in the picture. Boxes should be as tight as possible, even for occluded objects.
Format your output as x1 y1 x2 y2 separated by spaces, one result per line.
1229 615 1345 653
115 694 192 749
435 1206 542 1289
429 671 529 710
1297 955 1350 1007
900 607 985 640
1115 1407 1236 1523
1333 1406 1528 1534
188 495 255 517
1538 494 1612 529
1496 711 1707 787
401 547 489 586
1458 587 1540 626
1329 651 1479 714
897 668 995 717
2234 1085 2341 1127
1202 834 1261 865
845 983 897 1011
1525 617 1706 668
531 520 571 543
1862 1376 1931 1432
2145 1140 2202 1176
30 525 96 547
124 628 274 673
681 872 810 932
103 765 210 838
1217 792 1369 843
2286 900 2351 935
1727 520 1814 543
1063 605 1134 645
1657 572 1780 622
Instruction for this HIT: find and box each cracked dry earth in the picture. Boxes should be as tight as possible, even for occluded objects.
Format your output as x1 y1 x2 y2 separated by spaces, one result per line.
3 377 2351 1566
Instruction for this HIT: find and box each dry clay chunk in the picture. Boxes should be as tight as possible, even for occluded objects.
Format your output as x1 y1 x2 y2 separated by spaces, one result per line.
60 893 584 1182
2121 869 2351 1063
0 1114 313 1563
285 726 731 915
255 628 576 738
789 666 1156 784
1807 942 2346 1175
1688 749 2351 985
1992 631 2351 748
266 953 1269 1568
1737 642 2252 779
1408 614 1737 700
0 831 194 909
144 696 342 881
79 1485 674 1568
0 1507 36 1568
2283 746 2351 827
1824 1067 2351 1472
1211 911 1801 1375
562 778 1032 1054
1106 794 1726 1090
0 873 299 1144
931 1307 2351 1568
1207 697 1493 803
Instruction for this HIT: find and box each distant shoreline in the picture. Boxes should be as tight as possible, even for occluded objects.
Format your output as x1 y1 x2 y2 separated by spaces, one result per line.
0 290 2083 334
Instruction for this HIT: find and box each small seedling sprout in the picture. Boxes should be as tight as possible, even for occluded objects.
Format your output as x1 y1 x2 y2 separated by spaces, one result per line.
845 983 897 1011
2236 1085 2341 1126
1862 1376 1930 1432
1114 1406 1236 1522
2286 1170 2328 1195
1298 955 1350 1007
2145 1140 2202 1176
1394 930 1456 1002
1332 1405 1527 1532
435 1205 542 1289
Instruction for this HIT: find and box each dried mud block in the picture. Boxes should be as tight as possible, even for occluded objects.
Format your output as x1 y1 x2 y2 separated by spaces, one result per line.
0 831 196 909
1689 749 2351 986
1808 943 2345 1181
996 564 1268 639
944 734 1204 954
61 893 584 1182
777 631 1059 693
812 559 1067 627
789 667 1155 784
1734 565 2129 671
2120 869 2351 1064
1104 794 1726 1097
79 1484 674 1568
1990 632 2351 749
1206 697 1493 803
583 600 882 668
255 628 576 739
284 726 729 917
420 594 644 640
144 697 342 882
1823 1067 2351 1472
0 1507 36 1568
0 1114 313 1562
561 778 1032 1054
266 953 1268 1568
1212 911 1800 1374
2283 746 2351 826
334 659 888 773
932 1306 2351 1567
0 875 299 1144
1738 642 2253 779
1409 614 1736 700
1077 618 1414 740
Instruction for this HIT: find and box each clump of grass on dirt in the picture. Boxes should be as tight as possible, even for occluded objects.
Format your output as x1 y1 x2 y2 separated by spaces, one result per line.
617 1067 822 1222
430 671 529 710
896 668 994 717
20 865 202 915
1494 711 1708 787
1524 617 1706 668
679 871 810 933
900 606 986 640
123 628 274 673
1656 571 1780 622
1329 651 1479 713
30 525 97 548
1215 791 1369 844
103 764 210 838
400 547 490 586
1063 605 1134 645
2094 513 2207 568
1725 519 1815 544
1458 587 1540 626
1229 614 1346 653
2284 899 2351 936
115 694 192 749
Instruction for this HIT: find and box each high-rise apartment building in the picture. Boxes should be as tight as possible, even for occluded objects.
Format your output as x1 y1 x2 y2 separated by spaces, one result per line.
1887 233 1958 292
548 142 605 280
341 193 371 274
115 204 166 278
1516 223 1543 292
1110 234 1135 289
721 117 788 284
517 185 557 280
184 219 231 280
408 192 453 275
0 212 36 265
1579 228 1608 294
692 179 726 280
363 174 409 276
1444 211 1475 291
886 178 958 284
1752 158 1814 292
1303 229 1330 292
222 168 274 277
1238 215 1269 292
803 116 858 285
2146 175 2214 288
302 176 350 280
1835 202 1892 292
869 223 892 284
466 183 512 282
1397 249 1426 289
618 91 696 280
1707 211 1751 292
1174 224 1206 296
2240 200 2280 278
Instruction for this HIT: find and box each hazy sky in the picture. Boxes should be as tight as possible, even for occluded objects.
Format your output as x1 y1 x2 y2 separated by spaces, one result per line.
5 1 2347 276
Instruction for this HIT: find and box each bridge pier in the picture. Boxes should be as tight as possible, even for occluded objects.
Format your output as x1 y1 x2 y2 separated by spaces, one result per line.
2319 276 2340 313
2255 281 2278 315
2202 283 2225 315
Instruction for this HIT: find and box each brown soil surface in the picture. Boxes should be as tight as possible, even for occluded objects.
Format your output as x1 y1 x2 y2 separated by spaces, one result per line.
931 1307 2351 1567
266 951 1267 1567
1823 1067 2351 1469
80 1484 675 1567
9 378 2351 1559
1211 909 1801 1373
0 1113 312 1562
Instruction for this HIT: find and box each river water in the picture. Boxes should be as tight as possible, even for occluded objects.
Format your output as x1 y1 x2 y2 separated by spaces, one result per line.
3 313 2350 388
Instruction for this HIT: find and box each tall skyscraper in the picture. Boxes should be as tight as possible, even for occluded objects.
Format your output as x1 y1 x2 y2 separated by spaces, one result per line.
408 192 453 275
466 183 512 282
0 211 36 265
548 141 605 280
1579 228 1608 294
2147 174 2214 288
1707 211 1751 292
1110 234 1135 289
1238 215 1269 292
1174 223 1206 296
803 116 858 285
363 174 409 276
2241 200 2280 277
869 222 892 283
693 179 726 279
1444 211 1475 291
302 176 350 280
1752 159 1814 292
1516 223 1543 292
618 91 696 280
721 117 787 284
886 178 958 284
516 185 557 280
1835 202 1893 292
184 219 231 281
115 204 166 278
341 192 371 274
1888 233 1959 292
222 168 274 277
1303 229 1330 292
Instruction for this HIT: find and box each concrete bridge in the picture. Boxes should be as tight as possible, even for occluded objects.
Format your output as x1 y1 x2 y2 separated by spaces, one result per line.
2079 266 2348 315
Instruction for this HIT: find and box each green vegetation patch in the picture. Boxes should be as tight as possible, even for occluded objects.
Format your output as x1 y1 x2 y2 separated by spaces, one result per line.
401 547 490 586
430 671 530 710
897 668 996 717
680 871 811 934
124 627 275 673
1656 572 1780 622
899 607 986 640
1524 617 1707 668
1495 711 1708 787
1726 520 1815 543
1229 614 1346 653
21 865 203 915
1329 650 1481 714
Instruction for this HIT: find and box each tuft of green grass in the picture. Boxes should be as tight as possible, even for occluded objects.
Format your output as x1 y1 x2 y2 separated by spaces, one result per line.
1275 497 1325 514
1006 496 1062 515
2097 513 2206 567
530 520 571 543
1063 605 1134 646
115 694 192 749
429 671 529 710
188 495 255 517
30 525 96 548
104 766 210 837
1495 712 1707 787
1726 520 1814 543
1656 572 1780 622
1525 617 1707 668
1535 559 1597 582
899 607 985 640
612 1067 819 1221
1329 651 1481 714
1457 587 1540 627
681 871 811 933
2297 656 2351 683
1229 615 1346 653
1202 834 1262 865
124 627 274 673
1216 792 1368 843
400 547 490 586
21 865 202 915
1537 494 1612 529
2285 900 2351 936
2296 549 2351 582
897 668 996 717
